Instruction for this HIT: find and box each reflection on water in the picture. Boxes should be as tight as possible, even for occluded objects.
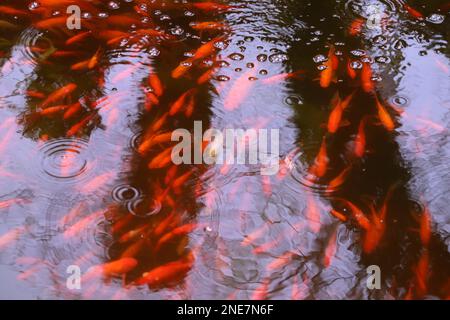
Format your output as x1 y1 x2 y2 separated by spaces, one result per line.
0 0 449 300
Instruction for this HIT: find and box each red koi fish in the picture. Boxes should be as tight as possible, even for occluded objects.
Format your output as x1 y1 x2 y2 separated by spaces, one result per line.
420 206 431 247
63 211 103 239
135 259 192 287
148 147 173 169
348 18 365 36
66 31 92 46
326 165 352 193
0 227 24 250
330 209 348 222
0 6 29 16
84 258 138 281
155 223 199 252
171 60 193 79
309 137 329 178
266 252 295 271
138 132 173 155
305 194 322 233
191 21 229 31
375 95 395 131
192 2 235 12
41 84 77 108
337 199 371 230
354 116 368 158
35 17 69 30
169 89 196 116
320 46 337 88
327 94 343 134
148 73 164 97
63 102 82 120
224 67 257 111
323 228 338 268
66 114 95 137
347 59 358 79
404 4 424 19
361 62 374 93
414 249 429 297
251 278 270 300
262 70 305 85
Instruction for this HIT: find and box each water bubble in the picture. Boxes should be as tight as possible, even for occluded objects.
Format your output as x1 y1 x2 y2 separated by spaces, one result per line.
259 69 268 75
391 96 409 106
350 61 363 70
108 1 120 10
426 14 445 24
38 139 93 182
246 63 255 68
393 39 407 50
372 35 387 45
127 197 162 218
217 75 230 81
112 185 141 203
350 49 366 57
313 54 327 63
285 96 303 106
375 56 391 64
98 12 109 19
28 1 40 10
170 26 185 36
269 53 288 63
257 54 268 62
148 47 161 57
229 53 244 61
214 41 228 50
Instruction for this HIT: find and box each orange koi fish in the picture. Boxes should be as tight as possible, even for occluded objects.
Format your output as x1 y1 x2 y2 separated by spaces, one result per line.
414 249 429 297
169 89 196 116
118 225 149 244
35 17 69 30
84 258 138 280
262 70 305 85
192 37 224 61
66 31 92 46
420 206 431 247
354 117 368 158
404 4 424 19
191 21 228 31
241 224 269 246
0 6 29 16
320 45 338 88
266 252 294 271
327 95 343 134
0 227 24 250
71 59 90 71
63 211 103 239
148 147 173 169
323 228 338 268
155 223 199 252
192 2 235 12
197 68 215 85
138 132 173 155
88 48 101 69
347 59 357 79
251 278 270 300
361 62 374 93
305 194 322 233
39 105 70 117
26 90 46 99
171 60 193 79
375 95 395 131
348 18 365 36
330 209 348 222
67 114 95 137
172 170 194 189
120 238 147 259
309 137 329 178
41 84 77 108
337 199 370 230
326 165 352 193
81 172 113 194
63 102 82 120
224 68 257 111
135 259 192 286
148 73 164 97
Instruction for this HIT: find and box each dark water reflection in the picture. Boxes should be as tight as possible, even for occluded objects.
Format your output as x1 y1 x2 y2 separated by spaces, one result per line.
0 0 449 299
